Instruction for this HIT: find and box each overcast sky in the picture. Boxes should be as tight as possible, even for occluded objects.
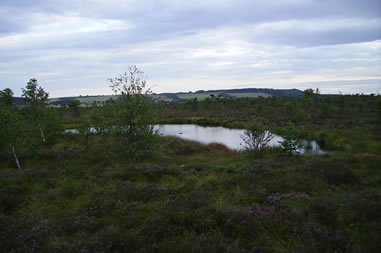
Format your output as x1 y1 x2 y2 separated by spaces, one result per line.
0 0 380 97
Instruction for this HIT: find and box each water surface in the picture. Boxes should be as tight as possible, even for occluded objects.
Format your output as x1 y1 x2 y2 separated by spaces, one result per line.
65 124 325 154
155 124 325 154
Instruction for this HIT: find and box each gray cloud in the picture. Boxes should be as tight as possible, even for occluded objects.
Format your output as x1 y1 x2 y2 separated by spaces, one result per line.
0 0 380 96
1 0 380 46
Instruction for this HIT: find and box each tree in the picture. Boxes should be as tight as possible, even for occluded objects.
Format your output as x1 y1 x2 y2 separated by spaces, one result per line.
107 65 159 159
0 90 25 168
241 118 274 157
0 108 24 168
68 99 80 117
0 88 15 106
39 106 63 139
22 79 49 142
303 88 320 120
279 121 302 156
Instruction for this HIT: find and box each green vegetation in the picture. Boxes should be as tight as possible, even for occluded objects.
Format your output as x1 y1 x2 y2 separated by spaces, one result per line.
279 121 302 156
177 93 214 100
49 95 115 107
0 102 24 168
1 70 380 252
1 135 380 252
67 99 80 117
106 65 159 159
154 93 380 152
22 79 50 142
48 88 294 106
241 118 274 157
176 92 270 101
225 92 270 98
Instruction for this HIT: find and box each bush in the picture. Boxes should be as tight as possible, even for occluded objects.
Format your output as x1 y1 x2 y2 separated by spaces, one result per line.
279 121 302 156
241 118 274 157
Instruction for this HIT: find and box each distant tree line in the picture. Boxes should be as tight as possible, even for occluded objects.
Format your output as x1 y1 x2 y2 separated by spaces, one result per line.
193 88 305 97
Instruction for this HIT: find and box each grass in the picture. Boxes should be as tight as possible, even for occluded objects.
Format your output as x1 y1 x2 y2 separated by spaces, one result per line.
156 117 246 129
50 94 180 105
1 133 380 252
177 93 216 100
226 92 270 98
2 94 380 251
49 92 270 108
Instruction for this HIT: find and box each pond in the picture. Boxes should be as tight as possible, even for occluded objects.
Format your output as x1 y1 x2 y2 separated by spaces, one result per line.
154 124 325 154
66 124 325 154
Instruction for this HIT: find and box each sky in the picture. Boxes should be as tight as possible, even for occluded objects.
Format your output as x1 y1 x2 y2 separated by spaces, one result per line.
0 0 380 97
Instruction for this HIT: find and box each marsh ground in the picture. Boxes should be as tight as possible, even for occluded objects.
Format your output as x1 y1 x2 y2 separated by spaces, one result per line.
1 133 380 252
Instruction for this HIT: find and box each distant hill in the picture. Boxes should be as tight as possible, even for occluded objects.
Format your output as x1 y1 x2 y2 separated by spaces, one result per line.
192 88 304 97
159 88 304 102
10 88 305 106
13 97 25 106
49 95 115 106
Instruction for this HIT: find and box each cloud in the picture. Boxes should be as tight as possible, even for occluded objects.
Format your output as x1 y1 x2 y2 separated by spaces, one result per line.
0 0 380 96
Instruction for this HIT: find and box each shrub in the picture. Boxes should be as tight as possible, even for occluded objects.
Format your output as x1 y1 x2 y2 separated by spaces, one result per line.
279 121 302 156
241 118 274 157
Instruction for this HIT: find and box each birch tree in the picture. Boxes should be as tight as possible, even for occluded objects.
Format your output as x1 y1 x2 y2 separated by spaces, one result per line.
0 90 23 168
107 65 159 159
22 79 49 142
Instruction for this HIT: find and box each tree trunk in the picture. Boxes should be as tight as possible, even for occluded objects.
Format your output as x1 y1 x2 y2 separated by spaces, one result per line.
12 144 21 169
38 122 46 142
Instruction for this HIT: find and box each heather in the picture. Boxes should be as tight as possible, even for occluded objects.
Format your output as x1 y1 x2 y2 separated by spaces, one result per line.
1 77 380 252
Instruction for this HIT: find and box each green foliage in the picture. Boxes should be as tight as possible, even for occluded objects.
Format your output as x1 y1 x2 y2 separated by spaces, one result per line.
352 123 372 141
0 105 39 168
20 80 63 143
22 79 50 142
107 65 159 159
0 88 15 106
320 102 339 117
0 83 62 168
1 135 380 252
78 119 91 150
1 81 380 251
241 118 274 157
67 99 80 116
279 121 302 156
22 79 49 107
1 86 377 251
0 89 30 168
40 107 63 138
0 107 24 168
376 96 381 123
294 108 308 122
89 107 108 134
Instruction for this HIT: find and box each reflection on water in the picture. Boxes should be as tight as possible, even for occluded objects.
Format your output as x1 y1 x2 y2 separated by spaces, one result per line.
154 124 325 154
65 124 325 154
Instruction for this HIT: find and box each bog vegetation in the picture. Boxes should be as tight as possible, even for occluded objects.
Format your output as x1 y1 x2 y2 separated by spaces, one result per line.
1 67 380 252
